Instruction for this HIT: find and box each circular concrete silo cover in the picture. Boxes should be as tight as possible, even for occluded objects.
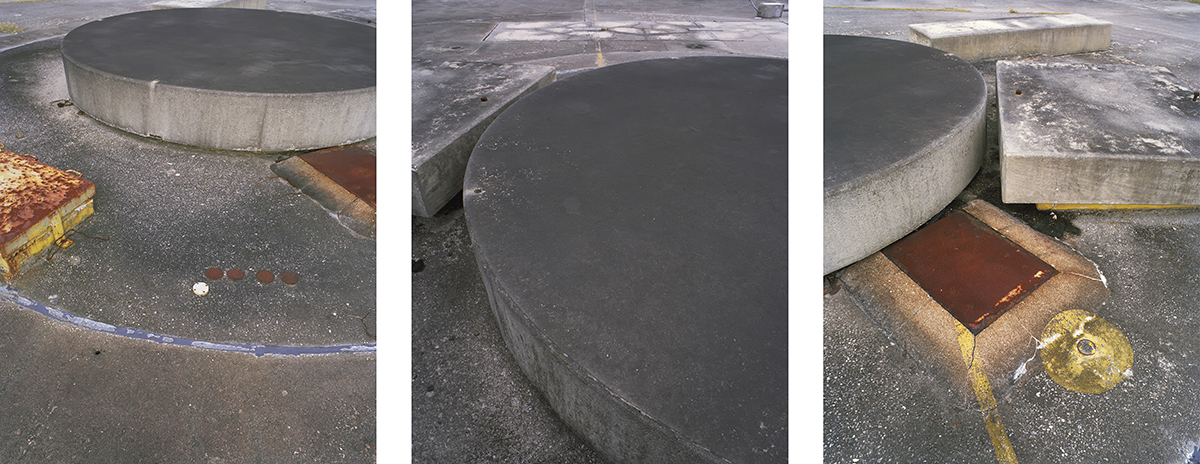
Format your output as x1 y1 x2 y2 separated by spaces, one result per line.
824 35 987 274
464 56 786 463
60 8 376 151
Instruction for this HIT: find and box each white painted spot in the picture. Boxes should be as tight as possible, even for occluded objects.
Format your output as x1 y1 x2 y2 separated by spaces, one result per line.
192 341 252 352
1013 360 1029 380
192 282 209 296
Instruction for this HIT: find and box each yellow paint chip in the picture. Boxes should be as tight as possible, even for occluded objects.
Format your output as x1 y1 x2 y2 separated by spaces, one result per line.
956 323 1019 464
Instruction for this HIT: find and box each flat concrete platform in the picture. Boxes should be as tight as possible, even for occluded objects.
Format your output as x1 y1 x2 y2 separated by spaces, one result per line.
60 8 375 151
998 60 1200 205
909 14 1112 62
411 59 554 217
824 35 986 274
464 56 786 463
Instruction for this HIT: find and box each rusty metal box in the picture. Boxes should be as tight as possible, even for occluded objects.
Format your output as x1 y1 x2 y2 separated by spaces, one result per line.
0 147 95 279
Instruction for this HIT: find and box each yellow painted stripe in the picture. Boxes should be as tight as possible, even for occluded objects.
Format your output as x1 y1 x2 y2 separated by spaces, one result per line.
1037 203 1199 210
956 324 1019 464
595 40 605 67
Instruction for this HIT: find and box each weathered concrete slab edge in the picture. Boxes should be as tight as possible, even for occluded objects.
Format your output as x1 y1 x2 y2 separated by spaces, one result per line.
470 254 731 463
909 14 1111 61
412 62 555 217
824 106 986 274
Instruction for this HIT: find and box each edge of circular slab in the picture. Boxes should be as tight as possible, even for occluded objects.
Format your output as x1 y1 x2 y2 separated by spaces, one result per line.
60 8 376 152
823 35 987 274
464 56 787 463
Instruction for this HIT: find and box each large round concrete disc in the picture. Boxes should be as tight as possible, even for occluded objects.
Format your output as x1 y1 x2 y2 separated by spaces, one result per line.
464 56 787 463
824 35 986 274
61 8 375 151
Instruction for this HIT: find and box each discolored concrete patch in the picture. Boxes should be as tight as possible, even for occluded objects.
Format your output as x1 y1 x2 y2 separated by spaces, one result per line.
838 199 1110 402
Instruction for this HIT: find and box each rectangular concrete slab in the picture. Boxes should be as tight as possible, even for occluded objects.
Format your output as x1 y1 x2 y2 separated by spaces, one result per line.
411 59 555 217
909 14 1111 61
151 0 265 8
485 21 786 42
998 60 1200 205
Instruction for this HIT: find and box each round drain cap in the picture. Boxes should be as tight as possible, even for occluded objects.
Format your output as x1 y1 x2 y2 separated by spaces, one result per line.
1039 309 1133 394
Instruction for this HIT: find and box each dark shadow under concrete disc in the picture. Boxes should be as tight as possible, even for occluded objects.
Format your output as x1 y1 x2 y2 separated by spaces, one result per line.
60 8 375 151
823 35 986 274
464 56 787 464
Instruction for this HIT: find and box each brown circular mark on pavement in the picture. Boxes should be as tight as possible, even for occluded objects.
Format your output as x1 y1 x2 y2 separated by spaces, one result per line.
256 270 275 284
280 271 299 286
205 267 223 280
227 268 245 281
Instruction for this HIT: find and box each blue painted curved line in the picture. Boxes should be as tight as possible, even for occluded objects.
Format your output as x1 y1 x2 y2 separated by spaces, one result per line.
0 286 375 357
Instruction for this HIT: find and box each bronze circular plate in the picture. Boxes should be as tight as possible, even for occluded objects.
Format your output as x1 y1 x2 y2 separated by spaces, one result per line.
256 270 275 284
1040 309 1134 394
227 268 245 282
204 267 223 280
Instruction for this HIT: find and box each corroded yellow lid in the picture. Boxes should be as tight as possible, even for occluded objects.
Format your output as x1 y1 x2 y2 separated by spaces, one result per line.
1040 309 1134 394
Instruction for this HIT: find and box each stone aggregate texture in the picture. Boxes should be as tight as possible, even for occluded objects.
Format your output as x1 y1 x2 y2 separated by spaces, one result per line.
825 1 1200 463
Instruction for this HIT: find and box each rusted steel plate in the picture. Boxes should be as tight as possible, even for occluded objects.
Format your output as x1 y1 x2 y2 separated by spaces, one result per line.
298 145 375 209
882 210 1057 334
0 147 95 278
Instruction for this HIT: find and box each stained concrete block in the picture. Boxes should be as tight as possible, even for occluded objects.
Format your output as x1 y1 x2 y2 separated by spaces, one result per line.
411 59 554 217
909 14 1111 62
998 60 1200 205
